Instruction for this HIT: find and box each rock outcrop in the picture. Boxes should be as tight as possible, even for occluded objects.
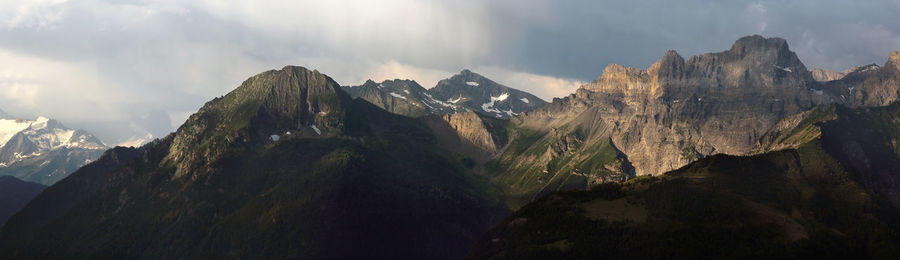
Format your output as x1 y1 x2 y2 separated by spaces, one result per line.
810 68 847 82
514 35 832 176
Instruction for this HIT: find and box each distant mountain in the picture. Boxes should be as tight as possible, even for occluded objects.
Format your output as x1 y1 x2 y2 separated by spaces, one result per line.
342 70 548 119
0 176 45 227
0 114 108 185
429 69 548 119
467 103 900 259
341 79 464 117
820 51 900 107
0 66 506 259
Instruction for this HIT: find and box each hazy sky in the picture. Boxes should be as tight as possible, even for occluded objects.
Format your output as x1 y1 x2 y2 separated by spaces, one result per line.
1 0 899 145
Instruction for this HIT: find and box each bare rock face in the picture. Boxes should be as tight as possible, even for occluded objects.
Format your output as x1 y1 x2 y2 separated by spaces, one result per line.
818 50 900 107
442 112 500 154
810 68 847 82
516 35 834 176
424 111 507 162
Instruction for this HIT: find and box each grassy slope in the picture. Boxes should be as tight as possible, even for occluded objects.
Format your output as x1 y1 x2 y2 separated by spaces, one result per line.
467 103 900 259
467 141 900 259
486 123 631 210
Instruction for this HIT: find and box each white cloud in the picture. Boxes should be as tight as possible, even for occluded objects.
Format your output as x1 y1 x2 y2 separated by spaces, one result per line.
0 0 898 143
0 0 69 29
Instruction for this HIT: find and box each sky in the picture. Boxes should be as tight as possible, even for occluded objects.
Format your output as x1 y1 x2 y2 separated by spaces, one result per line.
1 0 899 145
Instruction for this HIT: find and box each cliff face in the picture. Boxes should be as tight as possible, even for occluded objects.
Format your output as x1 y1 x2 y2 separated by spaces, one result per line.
810 68 847 82
515 35 832 176
423 111 508 163
822 51 900 107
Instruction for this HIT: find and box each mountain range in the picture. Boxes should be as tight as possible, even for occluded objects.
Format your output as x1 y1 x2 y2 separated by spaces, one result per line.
342 69 547 119
1 35 899 258
0 112 108 185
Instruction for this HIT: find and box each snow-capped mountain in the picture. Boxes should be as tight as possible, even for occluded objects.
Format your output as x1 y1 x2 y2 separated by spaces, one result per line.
342 70 548 119
341 79 468 117
0 113 108 185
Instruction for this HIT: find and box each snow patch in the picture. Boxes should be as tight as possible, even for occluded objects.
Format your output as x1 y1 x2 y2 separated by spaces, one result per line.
773 65 792 73
520 98 529 104
429 97 458 109
403 89 410 94
310 125 322 135
466 81 479 87
378 84 385 89
503 109 517 117
389 92 408 100
448 96 462 104
0 118 31 147
482 93 512 117
858 65 880 73
270 134 280 141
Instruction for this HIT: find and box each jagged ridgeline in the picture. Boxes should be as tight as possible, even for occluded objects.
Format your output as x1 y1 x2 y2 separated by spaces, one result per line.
485 35 900 208
467 103 900 259
0 66 508 259
0 115 108 185
342 69 548 119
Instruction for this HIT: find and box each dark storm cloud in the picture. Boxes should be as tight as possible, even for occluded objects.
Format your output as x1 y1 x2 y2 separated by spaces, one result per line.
478 0 900 79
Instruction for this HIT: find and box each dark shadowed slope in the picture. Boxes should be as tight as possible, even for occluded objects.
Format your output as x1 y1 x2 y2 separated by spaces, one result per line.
0 176 45 227
0 66 507 260
467 103 900 259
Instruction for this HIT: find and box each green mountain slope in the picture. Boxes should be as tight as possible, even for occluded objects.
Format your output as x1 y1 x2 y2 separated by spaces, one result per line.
466 103 900 259
0 66 507 259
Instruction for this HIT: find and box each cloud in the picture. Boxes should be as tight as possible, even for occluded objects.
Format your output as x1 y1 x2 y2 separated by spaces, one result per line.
0 0 898 144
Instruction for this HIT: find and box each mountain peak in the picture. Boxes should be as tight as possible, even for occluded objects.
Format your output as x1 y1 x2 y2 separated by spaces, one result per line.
648 50 685 78
167 65 349 177
888 50 900 70
730 35 790 54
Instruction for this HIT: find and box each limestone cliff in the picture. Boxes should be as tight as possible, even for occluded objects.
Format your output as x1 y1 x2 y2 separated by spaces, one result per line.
515 35 832 176
822 51 900 107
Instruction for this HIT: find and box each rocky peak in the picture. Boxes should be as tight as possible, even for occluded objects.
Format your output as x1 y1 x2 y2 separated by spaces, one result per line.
888 50 900 71
447 69 488 86
429 69 547 119
810 68 847 82
647 50 686 79
167 66 349 177
729 35 790 56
